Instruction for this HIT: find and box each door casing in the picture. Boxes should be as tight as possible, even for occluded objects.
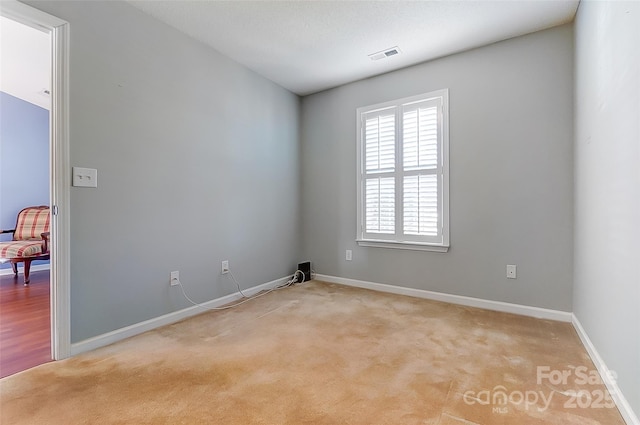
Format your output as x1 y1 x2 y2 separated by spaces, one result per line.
1 0 71 359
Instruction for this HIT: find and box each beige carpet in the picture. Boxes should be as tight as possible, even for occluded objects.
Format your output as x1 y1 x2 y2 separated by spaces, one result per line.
0 281 625 424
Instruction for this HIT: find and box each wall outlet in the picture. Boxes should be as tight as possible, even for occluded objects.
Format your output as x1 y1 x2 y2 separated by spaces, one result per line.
170 270 180 286
346 250 352 261
506 265 517 279
221 260 229 274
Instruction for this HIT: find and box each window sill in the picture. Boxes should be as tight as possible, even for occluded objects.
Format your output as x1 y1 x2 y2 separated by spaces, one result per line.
356 239 449 253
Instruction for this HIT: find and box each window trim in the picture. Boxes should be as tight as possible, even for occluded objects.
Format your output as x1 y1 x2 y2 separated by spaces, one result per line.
356 89 450 252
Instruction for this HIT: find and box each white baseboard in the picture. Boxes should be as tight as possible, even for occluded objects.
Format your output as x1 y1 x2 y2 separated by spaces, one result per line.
572 314 640 425
0 263 50 276
315 274 572 322
70 275 290 356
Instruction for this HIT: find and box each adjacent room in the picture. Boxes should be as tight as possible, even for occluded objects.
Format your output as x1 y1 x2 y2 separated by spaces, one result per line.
0 1 638 424
0 14 53 378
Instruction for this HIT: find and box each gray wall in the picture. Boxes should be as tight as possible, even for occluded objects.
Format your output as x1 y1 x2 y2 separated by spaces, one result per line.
28 1 301 342
574 1 640 416
301 25 574 311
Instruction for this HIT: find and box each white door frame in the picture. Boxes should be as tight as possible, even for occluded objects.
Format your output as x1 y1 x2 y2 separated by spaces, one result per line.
1 1 71 359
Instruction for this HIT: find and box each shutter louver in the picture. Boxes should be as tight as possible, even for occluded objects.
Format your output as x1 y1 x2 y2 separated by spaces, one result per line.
403 174 438 236
365 114 395 172
365 177 395 234
403 106 438 170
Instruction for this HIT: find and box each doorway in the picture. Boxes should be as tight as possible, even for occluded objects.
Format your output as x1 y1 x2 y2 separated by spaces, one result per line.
0 1 71 370
0 15 51 377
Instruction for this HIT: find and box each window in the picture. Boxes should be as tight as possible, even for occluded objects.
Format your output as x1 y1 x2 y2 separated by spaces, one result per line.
356 89 449 252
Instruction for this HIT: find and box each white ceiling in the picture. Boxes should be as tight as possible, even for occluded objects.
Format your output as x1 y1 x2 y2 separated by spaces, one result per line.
128 0 579 96
0 16 51 110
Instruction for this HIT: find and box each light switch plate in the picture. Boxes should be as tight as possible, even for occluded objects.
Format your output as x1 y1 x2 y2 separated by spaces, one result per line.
73 167 98 187
506 264 517 279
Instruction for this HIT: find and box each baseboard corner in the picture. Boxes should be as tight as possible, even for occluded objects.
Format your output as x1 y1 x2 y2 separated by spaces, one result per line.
571 314 640 425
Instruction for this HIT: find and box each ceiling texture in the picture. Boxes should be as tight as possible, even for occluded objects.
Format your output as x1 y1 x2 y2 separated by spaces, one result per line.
128 0 579 96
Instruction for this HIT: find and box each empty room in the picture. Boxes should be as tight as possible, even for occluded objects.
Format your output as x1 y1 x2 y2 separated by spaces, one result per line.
0 1 638 424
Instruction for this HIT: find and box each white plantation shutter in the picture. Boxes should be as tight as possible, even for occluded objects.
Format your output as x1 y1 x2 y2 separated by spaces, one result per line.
402 102 440 237
365 177 395 233
357 89 449 250
363 108 396 234
403 174 438 236
365 114 395 172
403 105 438 170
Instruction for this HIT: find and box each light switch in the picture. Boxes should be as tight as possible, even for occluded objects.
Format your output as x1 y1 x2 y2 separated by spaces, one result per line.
72 167 98 188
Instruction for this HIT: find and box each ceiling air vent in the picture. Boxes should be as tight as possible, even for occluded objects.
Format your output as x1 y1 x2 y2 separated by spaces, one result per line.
369 46 401 61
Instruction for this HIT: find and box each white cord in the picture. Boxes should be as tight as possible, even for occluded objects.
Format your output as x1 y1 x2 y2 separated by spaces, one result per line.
175 269 307 311
178 279 279 310
228 270 248 298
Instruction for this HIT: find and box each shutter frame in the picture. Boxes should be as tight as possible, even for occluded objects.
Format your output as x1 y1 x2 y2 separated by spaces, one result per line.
356 89 450 251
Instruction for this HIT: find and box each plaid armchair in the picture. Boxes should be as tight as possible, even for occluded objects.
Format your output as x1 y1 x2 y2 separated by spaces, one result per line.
0 206 50 285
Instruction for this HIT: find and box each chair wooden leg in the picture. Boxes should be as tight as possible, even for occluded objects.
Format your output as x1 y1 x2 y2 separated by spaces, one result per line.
11 262 18 276
23 260 32 286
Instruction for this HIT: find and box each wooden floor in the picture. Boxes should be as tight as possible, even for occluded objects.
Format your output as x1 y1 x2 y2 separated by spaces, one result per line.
0 270 51 378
